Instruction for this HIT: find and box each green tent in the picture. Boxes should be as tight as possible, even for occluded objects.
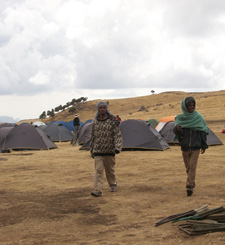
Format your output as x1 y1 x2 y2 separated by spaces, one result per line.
148 118 159 128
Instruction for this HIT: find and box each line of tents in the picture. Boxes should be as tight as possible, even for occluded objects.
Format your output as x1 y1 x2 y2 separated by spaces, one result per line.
0 116 223 152
79 117 223 151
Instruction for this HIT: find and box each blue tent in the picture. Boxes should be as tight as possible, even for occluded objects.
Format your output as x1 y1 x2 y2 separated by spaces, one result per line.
57 120 72 131
68 120 84 131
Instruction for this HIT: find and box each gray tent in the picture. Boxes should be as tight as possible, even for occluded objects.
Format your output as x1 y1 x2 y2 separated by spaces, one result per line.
158 121 178 144
0 124 57 150
0 127 14 149
0 123 16 128
41 122 73 142
78 122 92 145
119 119 170 150
80 119 170 151
159 121 223 146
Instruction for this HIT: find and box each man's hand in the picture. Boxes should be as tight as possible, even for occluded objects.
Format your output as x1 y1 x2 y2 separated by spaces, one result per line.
200 148 206 154
176 125 182 131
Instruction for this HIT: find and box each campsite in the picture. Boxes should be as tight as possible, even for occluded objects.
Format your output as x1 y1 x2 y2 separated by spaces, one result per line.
0 91 225 244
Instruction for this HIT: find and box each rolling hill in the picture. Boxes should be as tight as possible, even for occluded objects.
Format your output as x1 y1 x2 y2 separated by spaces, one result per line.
19 90 225 124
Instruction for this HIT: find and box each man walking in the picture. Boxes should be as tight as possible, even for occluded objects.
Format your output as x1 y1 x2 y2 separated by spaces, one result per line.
72 114 80 146
173 97 209 196
90 102 123 197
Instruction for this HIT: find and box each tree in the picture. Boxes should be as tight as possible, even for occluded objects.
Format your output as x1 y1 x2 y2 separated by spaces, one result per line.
80 97 88 102
49 109 55 117
76 98 82 103
47 110 51 117
39 111 46 119
71 98 76 105
55 106 61 113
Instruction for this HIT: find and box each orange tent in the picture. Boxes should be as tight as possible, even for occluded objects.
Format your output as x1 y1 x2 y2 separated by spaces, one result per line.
155 116 176 131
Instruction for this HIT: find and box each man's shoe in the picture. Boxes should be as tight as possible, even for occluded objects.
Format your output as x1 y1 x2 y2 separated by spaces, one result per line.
110 182 117 192
186 187 193 196
91 191 102 197
110 186 117 192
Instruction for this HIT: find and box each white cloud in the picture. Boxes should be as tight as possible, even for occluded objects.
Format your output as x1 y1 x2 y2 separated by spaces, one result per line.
29 71 49 85
1 0 225 119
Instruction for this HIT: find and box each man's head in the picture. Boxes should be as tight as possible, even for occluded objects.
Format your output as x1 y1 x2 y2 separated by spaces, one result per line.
97 102 108 117
185 97 195 113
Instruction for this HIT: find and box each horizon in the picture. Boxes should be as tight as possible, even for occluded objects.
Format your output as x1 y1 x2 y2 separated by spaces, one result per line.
1 88 223 123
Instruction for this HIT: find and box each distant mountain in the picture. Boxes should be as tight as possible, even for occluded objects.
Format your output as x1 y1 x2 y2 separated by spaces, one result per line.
0 116 20 123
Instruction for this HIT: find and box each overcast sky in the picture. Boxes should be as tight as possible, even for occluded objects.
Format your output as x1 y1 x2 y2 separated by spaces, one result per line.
1 0 225 120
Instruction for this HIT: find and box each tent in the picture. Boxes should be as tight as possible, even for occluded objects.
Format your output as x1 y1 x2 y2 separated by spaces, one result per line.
159 121 178 144
67 120 84 131
147 118 159 128
0 124 57 150
40 122 73 142
120 119 169 150
67 120 75 131
78 122 92 145
56 121 72 131
155 116 176 131
83 119 93 124
207 128 223 145
0 127 14 147
0 123 16 128
80 119 170 151
33 121 46 127
159 121 223 146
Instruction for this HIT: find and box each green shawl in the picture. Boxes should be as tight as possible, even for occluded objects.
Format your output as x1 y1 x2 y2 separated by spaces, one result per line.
175 97 209 134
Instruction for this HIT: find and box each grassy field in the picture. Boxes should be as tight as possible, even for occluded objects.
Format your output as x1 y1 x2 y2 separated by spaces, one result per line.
1 91 225 244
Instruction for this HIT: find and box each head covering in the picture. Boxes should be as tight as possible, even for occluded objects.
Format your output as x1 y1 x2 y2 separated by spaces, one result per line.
95 101 113 119
175 97 209 134
185 96 196 108
97 101 108 110
74 114 79 118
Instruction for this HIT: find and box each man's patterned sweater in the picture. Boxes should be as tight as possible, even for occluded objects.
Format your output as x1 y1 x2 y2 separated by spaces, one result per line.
90 116 123 156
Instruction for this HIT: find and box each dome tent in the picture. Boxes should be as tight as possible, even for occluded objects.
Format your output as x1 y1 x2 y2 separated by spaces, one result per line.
0 124 57 151
159 120 223 146
119 119 169 151
33 121 46 127
40 122 73 142
78 122 92 145
80 119 170 151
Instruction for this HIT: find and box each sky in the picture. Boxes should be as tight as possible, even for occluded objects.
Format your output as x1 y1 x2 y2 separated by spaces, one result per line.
1 0 225 121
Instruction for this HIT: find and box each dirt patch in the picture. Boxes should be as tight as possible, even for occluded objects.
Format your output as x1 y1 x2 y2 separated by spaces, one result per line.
0 157 7 161
0 188 104 227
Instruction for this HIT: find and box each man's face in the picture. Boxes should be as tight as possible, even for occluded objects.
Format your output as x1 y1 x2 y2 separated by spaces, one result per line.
99 105 107 116
187 102 195 113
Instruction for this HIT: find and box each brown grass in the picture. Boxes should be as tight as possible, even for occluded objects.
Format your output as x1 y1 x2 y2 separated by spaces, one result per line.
1 91 225 244
18 90 225 124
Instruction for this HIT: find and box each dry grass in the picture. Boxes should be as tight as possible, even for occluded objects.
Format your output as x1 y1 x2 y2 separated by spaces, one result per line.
1 91 225 244
18 90 225 124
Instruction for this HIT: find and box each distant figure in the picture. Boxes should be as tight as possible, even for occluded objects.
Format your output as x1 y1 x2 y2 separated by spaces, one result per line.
90 101 123 197
71 114 80 146
173 97 209 197
115 115 121 122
